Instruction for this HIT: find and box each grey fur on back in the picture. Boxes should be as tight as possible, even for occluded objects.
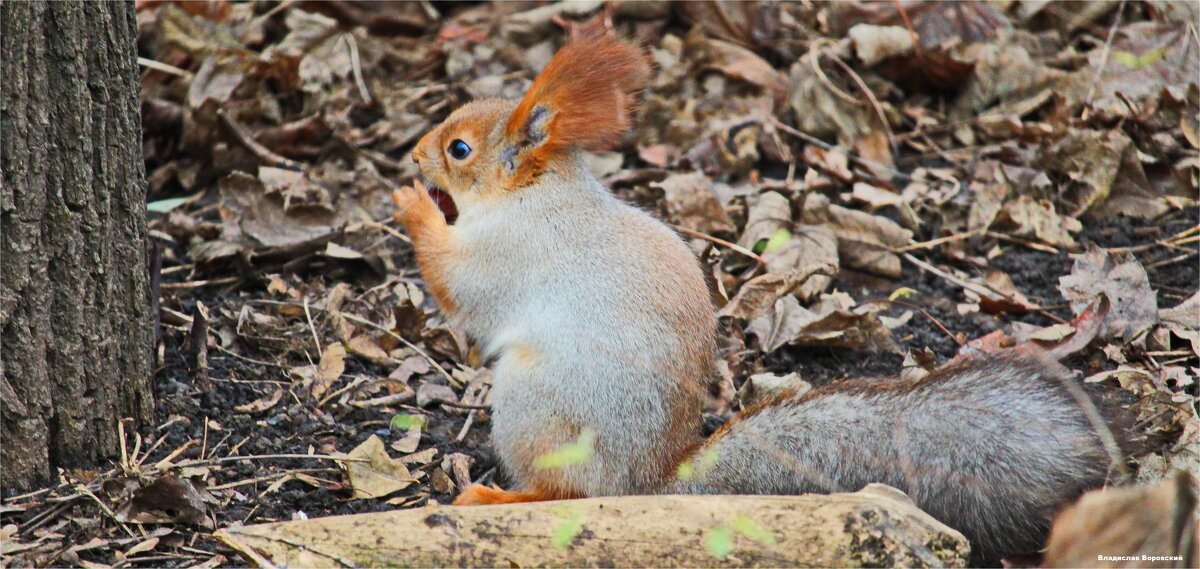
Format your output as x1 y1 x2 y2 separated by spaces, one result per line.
668 352 1119 565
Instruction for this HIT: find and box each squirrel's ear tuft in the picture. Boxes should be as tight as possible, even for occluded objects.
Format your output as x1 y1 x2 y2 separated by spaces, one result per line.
504 28 651 159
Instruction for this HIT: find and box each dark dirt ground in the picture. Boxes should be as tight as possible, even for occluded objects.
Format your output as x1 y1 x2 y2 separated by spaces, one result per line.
141 208 1197 534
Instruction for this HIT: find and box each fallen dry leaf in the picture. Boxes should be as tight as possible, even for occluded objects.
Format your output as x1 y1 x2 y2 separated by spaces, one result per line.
652 172 734 235
342 434 415 499
232 385 284 414
1059 247 1159 344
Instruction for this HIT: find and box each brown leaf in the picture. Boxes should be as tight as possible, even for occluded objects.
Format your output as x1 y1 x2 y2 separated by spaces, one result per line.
993 196 1081 250
1058 247 1158 344
1044 472 1198 568
747 293 897 353
1086 22 1200 113
232 385 284 414
347 335 390 365
652 172 734 235
218 171 339 248
342 435 415 499
116 475 215 529
1039 129 1163 219
1159 291 1200 357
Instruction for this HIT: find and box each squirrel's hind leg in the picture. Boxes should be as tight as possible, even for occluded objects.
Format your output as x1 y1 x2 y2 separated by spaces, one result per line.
452 484 575 506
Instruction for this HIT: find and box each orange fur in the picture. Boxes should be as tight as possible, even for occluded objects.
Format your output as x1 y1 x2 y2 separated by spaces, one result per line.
392 183 459 314
453 484 575 506
504 28 651 186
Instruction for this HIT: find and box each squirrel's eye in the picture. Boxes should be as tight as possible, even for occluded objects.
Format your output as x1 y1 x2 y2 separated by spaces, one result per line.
447 139 471 160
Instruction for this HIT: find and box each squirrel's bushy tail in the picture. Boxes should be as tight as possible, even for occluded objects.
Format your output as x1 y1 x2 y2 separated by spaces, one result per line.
668 350 1130 565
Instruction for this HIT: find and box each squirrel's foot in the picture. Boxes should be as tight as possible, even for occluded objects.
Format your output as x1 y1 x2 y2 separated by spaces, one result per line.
391 180 442 229
452 484 562 506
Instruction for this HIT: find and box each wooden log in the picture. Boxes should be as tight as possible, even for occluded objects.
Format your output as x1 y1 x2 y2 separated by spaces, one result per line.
215 484 969 568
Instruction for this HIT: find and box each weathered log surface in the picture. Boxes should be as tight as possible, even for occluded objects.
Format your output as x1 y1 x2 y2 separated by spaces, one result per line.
215 484 969 568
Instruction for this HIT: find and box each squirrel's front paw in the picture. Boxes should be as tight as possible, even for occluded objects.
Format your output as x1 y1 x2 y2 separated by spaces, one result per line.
391 180 440 227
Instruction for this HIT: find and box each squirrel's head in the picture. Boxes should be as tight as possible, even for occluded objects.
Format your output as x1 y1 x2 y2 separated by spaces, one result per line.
411 28 651 220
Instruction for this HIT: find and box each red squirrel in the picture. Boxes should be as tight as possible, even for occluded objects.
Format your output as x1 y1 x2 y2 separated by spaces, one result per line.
393 29 1127 564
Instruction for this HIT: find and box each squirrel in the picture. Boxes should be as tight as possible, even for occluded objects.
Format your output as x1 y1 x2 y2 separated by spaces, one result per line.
392 29 1129 565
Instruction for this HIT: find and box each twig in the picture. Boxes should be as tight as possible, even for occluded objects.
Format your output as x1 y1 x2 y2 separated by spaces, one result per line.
251 299 462 389
303 298 323 355
985 231 1060 254
348 391 416 408
317 375 370 409
218 109 305 171
343 34 372 104
137 57 193 79
807 42 859 105
669 224 765 266
214 343 289 368
902 253 1068 325
161 277 240 290
173 453 368 469
891 231 980 253
440 400 492 411
208 468 336 491
861 298 963 346
1146 250 1198 270
770 117 911 181
361 220 412 244
1084 0 1127 106
75 484 136 538
455 409 478 443
893 0 924 62
340 312 462 389
820 42 898 158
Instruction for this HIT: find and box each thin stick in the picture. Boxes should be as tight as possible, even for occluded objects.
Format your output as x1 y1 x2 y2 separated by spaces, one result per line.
303 298 323 355
822 43 898 157
902 253 1068 325
1084 0 1127 106
173 453 368 469
361 220 412 244
208 468 336 491
340 312 462 389
137 57 193 78
250 299 462 389
669 224 765 266
861 298 962 346
218 109 305 171
985 231 1061 254
344 34 372 104
455 409 478 443
161 277 240 290
770 117 911 181
891 231 979 253
214 343 289 368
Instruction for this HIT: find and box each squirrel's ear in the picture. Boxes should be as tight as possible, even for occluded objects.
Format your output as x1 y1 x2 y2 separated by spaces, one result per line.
503 28 650 183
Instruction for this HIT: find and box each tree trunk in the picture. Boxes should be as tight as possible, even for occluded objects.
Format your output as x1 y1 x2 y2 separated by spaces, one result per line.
1 0 152 491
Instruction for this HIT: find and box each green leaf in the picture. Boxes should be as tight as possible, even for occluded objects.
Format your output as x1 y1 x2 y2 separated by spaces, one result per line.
390 414 427 431
1112 47 1168 70
704 525 734 559
551 511 583 549
889 287 917 301
147 197 189 213
1112 51 1140 68
764 229 792 253
732 515 777 546
533 429 595 469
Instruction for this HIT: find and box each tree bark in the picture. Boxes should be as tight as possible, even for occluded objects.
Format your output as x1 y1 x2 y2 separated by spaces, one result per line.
1 0 152 491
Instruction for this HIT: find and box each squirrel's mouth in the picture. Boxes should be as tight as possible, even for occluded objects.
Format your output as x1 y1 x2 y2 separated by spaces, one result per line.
421 177 459 224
